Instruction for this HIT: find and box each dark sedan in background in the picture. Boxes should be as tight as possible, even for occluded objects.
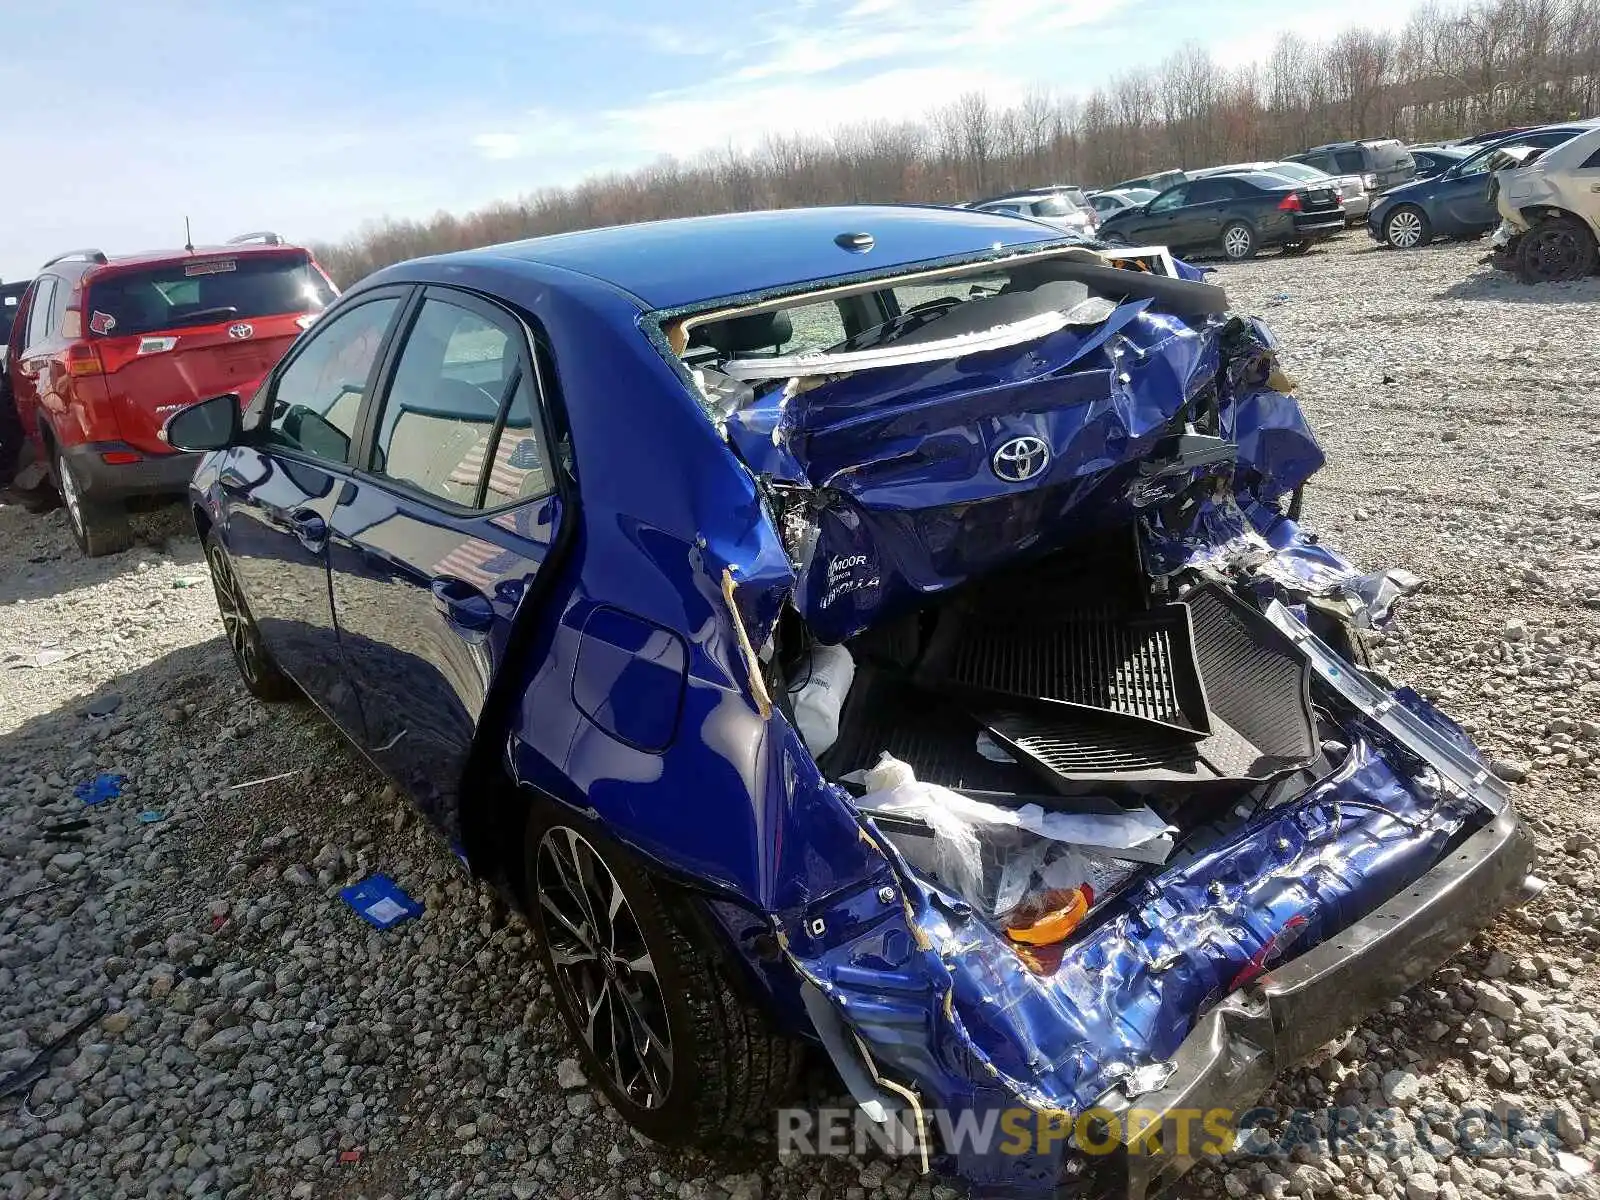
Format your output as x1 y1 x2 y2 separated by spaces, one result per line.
1097 171 1345 259
1369 120 1600 248
1408 146 1471 179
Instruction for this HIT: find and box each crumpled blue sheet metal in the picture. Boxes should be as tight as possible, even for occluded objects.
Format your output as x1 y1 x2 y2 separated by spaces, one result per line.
793 720 1477 1190
1146 494 1422 628
1215 316 1323 497
726 302 1225 642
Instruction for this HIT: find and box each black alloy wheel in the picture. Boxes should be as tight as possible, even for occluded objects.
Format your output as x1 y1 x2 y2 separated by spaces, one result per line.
534 824 675 1110
205 532 298 701
522 804 801 1145
1516 216 1599 283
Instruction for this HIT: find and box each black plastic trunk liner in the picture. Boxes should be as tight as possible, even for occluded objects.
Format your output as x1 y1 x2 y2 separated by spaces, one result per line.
924 605 1209 736
915 530 1210 737
823 585 1315 802
821 669 1050 802
1184 583 1316 763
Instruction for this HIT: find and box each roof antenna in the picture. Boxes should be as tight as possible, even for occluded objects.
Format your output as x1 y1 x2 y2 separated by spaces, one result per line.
184 217 194 253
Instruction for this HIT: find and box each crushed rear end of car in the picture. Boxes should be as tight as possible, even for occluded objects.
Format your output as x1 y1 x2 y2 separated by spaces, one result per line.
666 245 1535 1198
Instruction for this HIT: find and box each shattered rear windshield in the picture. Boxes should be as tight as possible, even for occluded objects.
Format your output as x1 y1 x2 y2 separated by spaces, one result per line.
86 254 337 338
674 248 1170 408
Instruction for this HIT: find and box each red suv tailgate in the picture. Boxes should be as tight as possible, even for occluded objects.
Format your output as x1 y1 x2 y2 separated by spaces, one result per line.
85 252 335 453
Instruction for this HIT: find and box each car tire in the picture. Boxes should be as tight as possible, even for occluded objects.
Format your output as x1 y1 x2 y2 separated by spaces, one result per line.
52 444 131 557
1515 215 1599 284
1221 221 1257 260
1382 205 1430 250
523 802 801 1146
204 530 300 701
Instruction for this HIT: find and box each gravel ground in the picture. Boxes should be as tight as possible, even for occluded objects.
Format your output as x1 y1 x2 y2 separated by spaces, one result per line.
3 235 1599 1200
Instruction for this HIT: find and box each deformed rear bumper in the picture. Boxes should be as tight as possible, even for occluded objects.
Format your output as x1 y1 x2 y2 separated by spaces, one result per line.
1098 806 1534 1199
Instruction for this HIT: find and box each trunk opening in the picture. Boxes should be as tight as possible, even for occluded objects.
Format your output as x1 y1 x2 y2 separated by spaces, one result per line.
780 520 1330 951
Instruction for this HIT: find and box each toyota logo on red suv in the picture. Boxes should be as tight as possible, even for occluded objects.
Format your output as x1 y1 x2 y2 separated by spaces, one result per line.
227 323 254 340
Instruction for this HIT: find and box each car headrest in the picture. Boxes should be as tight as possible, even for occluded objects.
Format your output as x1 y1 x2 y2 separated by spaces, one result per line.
690 310 794 355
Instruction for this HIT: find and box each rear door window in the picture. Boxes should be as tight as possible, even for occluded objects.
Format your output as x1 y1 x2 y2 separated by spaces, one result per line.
367 296 548 508
1148 184 1190 212
1031 195 1078 217
263 297 401 464
87 254 337 338
24 278 57 350
1333 149 1367 174
1185 178 1235 203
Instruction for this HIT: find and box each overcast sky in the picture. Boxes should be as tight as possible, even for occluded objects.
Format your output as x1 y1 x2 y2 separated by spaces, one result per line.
0 0 1428 280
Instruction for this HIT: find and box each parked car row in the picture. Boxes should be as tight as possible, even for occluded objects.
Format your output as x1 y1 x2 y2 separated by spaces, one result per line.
0 233 338 553
1368 117 1600 250
1002 140 1421 262
980 120 1593 270
1489 123 1600 282
965 186 1099 237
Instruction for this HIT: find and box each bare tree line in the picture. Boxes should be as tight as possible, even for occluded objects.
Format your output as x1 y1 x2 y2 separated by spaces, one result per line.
314 0 1600 285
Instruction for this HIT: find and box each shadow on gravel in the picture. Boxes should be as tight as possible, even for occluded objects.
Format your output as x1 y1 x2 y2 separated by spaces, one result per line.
1432 272 1600 305
1 638 845 1197
0 496 202 608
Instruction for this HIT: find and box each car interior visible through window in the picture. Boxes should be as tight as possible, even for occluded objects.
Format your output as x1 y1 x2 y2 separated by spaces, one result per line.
263 296 400 463
370 297 549 508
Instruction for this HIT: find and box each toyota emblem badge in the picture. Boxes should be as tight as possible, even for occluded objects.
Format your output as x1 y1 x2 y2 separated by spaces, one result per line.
227 323 254 341
992 435 1050 482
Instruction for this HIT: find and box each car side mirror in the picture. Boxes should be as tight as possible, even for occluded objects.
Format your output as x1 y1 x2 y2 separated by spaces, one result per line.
163 393 241 452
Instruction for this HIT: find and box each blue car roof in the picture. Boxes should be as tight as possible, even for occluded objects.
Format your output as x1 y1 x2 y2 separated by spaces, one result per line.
429 205 1070 310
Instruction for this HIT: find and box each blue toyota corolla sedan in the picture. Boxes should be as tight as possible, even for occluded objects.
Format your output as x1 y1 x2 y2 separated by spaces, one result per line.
166 206 1532 1197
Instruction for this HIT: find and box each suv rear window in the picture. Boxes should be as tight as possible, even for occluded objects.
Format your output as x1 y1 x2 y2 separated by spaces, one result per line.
1033 195 1079 217
86 254 337 338
1368 141 1414 171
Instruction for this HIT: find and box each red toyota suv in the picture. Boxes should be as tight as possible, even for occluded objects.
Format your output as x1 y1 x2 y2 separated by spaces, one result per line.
5 234 338 554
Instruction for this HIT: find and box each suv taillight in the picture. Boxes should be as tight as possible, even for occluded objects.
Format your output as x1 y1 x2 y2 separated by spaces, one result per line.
66 343 103 376
1278 192 1303 213
1363 173 1378 189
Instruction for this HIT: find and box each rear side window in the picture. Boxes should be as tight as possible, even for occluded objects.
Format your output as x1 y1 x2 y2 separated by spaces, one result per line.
1185 178 1235 203
24 279 58 350
1032 195 1078 216
1582 146 1600 169
369 296 549 508
86 254 337 339
2 291 23 347
1148 185 1190 212
264 297 400 464
1332 149 1367 174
